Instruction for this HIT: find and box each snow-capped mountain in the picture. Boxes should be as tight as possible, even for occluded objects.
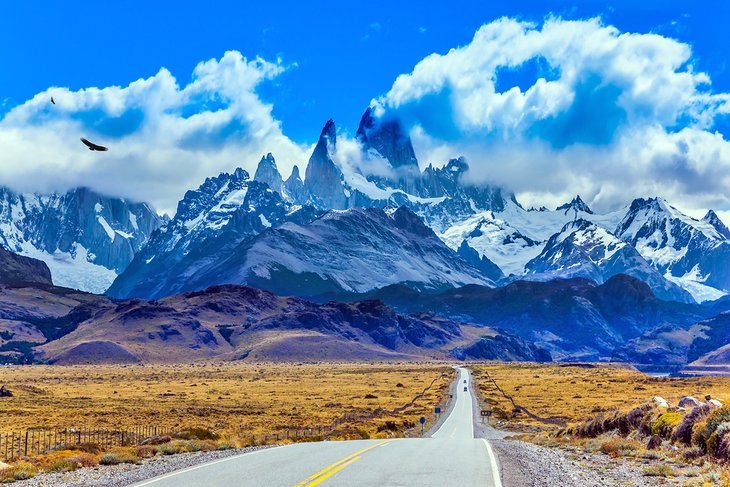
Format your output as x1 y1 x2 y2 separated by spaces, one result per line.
163 206 495 299
524 219 692 303
0 186 162 293
107 165 321 299
99 108 730 304
614 197 730 302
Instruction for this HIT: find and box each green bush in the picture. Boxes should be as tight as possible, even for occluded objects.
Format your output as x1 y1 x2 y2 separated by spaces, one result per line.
651 412 683 438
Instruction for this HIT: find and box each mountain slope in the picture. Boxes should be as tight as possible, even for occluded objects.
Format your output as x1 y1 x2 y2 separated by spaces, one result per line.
615 197 730 302
524 219 692 303
344 275 711 361
0 283 542 364
0 245 52 286
107 166 321 299
0 186 162 293
173 206 495 299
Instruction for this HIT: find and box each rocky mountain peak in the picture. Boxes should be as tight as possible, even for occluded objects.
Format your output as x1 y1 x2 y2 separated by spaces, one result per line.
284 165 306 203
304 119 347 209
702 210 730 240
556 195 593 215
356 107 419 170
253 153 284 194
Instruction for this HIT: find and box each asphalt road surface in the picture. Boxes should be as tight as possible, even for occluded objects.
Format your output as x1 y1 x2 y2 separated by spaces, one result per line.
132 367 501 487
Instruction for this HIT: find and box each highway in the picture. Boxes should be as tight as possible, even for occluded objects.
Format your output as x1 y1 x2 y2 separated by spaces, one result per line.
132 367 502 487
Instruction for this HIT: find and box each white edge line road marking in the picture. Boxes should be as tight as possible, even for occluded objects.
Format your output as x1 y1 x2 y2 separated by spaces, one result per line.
430 367 465 437
131 444 295 486
482 439 503 487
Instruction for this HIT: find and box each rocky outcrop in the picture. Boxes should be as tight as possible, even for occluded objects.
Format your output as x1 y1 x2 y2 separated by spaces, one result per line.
0 245 52 285
356 107 419 171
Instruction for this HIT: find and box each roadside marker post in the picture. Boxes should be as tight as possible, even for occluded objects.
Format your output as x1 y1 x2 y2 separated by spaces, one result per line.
419 416 426 436
434 406 441 420
481 410 492 424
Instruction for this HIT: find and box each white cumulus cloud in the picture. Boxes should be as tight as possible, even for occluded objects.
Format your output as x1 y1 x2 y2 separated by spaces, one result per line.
0 51 310 215
376 17 730 216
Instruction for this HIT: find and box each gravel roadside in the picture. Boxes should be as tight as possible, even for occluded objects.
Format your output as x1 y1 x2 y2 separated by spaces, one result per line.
468 371 662 487
13 445 274 487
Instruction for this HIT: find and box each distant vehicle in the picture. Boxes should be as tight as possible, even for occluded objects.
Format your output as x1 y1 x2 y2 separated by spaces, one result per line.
463 386 467 392
80 137 108 151
463 379 466 383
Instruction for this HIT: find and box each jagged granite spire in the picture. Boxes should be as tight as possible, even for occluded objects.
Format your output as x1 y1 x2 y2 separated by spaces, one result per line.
253 153 284 195
356 107 418 170
284 165 306 204
304 119 347 209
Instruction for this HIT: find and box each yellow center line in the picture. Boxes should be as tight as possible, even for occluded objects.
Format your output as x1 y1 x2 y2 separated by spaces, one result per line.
294 441 389 487
304 455 362 487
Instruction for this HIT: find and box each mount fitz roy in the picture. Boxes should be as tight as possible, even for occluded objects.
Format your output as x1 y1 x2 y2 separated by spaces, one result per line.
107 108 730 305
2 107 730 306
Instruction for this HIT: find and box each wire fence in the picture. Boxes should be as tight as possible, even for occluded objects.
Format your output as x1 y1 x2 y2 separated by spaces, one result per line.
1 425 174 461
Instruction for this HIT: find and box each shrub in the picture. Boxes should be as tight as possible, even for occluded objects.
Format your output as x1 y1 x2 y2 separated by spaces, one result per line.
652 412 683 438
51 459 77 472
599 437 642 456
62 442 102 454
674 404 710 445
682 446 705 462
642 464 676 477
99 450 139 465
135 445 157 458
693 406 730 453
68 453 99 468
0 462 36 482
377 421 399 433
174 428 219 441
155 440 216 456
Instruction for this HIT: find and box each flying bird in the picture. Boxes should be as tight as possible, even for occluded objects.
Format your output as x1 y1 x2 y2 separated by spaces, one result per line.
80 137 108 151
51 97 55 105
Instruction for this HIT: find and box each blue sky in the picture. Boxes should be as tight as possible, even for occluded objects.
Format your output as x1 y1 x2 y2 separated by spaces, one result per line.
0 1 729 216
1 0 727 142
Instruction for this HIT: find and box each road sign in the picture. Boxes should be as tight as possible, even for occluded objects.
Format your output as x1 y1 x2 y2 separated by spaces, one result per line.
434 407 441 414
419 416 426 424
480 410 492 417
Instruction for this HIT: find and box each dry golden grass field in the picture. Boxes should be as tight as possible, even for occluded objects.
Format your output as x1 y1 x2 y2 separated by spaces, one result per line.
472 364 730 485
471 363 730 428
0 362 454 443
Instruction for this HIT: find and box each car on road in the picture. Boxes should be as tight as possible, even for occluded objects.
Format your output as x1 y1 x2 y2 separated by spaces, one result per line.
463 386 467 392
463 380 466 383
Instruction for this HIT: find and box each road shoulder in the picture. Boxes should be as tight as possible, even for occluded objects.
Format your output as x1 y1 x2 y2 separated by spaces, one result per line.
468 369 662 487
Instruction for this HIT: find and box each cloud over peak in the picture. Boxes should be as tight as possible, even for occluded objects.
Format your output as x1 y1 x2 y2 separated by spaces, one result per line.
375 16 730 215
